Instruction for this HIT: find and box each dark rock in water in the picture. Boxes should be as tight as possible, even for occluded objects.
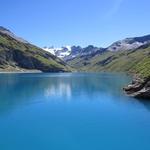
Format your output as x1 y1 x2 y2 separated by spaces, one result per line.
124 76 150 99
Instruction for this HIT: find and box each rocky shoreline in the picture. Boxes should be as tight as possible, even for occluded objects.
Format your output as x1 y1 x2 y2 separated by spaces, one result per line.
124 76 150 99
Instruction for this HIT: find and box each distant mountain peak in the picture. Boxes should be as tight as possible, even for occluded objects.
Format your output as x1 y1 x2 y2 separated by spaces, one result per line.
43 45 105 60
43 46 72 58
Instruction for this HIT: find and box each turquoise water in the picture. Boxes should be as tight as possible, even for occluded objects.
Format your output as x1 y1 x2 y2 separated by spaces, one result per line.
0 73 150 150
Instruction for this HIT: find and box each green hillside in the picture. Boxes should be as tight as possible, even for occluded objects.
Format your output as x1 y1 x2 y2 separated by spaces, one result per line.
0 32 71 72
67 45 150 78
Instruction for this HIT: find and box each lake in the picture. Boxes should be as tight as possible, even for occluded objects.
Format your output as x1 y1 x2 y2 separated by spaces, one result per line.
0 73 150 150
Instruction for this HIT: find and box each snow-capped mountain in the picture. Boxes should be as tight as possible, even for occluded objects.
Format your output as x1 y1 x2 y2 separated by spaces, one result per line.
43 45 104 60
43 46 71 58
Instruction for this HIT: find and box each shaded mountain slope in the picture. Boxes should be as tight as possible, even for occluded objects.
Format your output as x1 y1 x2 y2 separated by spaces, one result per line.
0 27 71 72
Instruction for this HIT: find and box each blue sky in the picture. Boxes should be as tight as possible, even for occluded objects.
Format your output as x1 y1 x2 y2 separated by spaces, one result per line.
0 0 150 47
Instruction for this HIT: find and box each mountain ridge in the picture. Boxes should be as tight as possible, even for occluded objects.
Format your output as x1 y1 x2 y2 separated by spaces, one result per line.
43 34 150 61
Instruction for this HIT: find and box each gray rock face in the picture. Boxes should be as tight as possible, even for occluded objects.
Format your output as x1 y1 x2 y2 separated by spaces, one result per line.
124 77 150 99
107 35 150 51
64 45 105 61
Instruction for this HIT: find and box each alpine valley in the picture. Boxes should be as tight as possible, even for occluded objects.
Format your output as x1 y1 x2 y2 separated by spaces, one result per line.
0 26 150 98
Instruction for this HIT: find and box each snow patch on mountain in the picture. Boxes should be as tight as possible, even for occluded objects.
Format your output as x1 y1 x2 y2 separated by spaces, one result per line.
43 46 72 58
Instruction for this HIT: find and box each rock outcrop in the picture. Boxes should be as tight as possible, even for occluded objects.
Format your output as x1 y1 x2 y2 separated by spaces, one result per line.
124 76 150 99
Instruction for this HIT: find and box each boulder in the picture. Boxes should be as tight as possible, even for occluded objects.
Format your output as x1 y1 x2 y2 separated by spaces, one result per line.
124 77 150 99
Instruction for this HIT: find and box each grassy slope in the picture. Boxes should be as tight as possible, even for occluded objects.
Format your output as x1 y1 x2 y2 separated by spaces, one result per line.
0 32 71 72
67 45 150 78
